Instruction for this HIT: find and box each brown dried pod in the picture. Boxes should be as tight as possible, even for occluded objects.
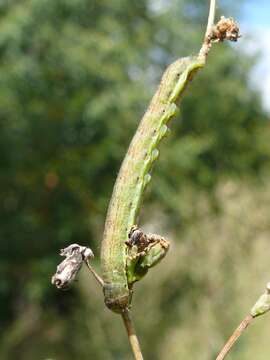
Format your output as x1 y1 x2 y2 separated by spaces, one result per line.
211 16 240 42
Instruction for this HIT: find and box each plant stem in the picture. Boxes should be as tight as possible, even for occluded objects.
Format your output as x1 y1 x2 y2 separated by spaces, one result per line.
206 0 216 38
198 0 216 61
215 314 253 360
121 309 144 360
84 260 104 287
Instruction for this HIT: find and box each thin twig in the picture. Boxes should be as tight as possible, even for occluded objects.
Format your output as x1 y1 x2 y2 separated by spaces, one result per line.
216 283 270 359
198 0 216 61
215 314 253 360
84 260 104 287
121 309 144 360
205 0 216 38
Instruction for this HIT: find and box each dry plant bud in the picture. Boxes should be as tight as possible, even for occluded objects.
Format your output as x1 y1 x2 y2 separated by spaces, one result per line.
211 16 240 42
51 244 94 289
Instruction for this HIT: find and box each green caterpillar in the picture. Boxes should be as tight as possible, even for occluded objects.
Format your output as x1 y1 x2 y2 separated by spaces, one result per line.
101 56 204 313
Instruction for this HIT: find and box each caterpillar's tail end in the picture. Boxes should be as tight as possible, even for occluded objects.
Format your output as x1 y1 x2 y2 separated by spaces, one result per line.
103 283 132 313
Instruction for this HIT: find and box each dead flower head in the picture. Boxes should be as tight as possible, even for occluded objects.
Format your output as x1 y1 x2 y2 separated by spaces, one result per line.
211 16 240 42
51 244 94 289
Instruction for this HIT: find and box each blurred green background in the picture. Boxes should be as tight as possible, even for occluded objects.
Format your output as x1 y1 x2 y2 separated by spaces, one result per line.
1 0 270 359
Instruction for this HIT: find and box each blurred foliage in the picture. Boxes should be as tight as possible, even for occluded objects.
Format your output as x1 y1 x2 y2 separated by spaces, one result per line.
0 0 270 359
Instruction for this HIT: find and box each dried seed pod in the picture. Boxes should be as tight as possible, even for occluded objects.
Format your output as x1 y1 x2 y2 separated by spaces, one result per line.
211 16 240 42
127 226 148 252
52 244 94 289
